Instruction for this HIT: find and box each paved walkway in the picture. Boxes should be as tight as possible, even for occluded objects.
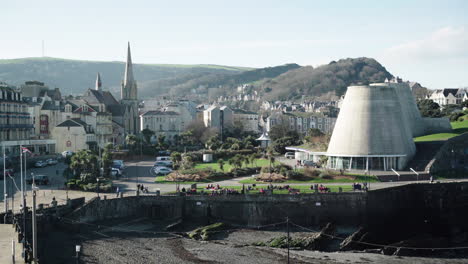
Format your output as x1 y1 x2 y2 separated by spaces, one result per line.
0 224 24 264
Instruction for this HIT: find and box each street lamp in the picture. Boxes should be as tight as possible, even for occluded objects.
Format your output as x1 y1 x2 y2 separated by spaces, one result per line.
96 178 100 198
75 245 81 263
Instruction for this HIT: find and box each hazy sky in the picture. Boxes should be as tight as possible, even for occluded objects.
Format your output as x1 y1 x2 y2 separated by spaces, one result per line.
2 0 467 89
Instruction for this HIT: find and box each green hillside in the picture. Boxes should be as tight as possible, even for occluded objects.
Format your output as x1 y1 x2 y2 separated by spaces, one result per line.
0 57 394 101
0 57 250 96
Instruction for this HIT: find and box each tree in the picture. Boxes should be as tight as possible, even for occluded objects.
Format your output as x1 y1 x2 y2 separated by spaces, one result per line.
248 153 257 167
272 136 301 154
156 134 167 150
462 100 468 108
228 155 243 170
185 120 218 145
125 134 139 154
206 136 221 150
307 128 324 137
417 99 442 118
181 155 194 170
70 150 99 183
269 123 290 141
171 152 182 169
141 128 155 144
217 159 225 172
230 143 240 150
102 143 114 178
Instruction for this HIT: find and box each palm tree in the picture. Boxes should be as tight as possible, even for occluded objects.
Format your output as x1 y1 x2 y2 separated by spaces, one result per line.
171 152 182 169
249 153 257 167
217 159 225 172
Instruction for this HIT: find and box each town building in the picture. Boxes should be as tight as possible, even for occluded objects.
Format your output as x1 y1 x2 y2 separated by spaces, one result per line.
429 88 459 106
140 110 182 142
0 82 55 156
202 105 233 136
264 111 336 135
232 108 259 133
51 118 95 153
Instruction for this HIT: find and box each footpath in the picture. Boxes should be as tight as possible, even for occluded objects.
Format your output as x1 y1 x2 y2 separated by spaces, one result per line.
0 224 24 264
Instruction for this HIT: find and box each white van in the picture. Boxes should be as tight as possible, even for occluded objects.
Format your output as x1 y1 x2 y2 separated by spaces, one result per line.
156 156 171 161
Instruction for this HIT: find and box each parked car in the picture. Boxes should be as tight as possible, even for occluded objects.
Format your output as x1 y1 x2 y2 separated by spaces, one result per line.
156 156 171 162
152 166 172 175
302 160 317 167
284 152 295 159
111 167 123 177
46 158 59 165
112 160 125 170
157 150 171 156
34 160 47 168
26 175 49 185
154 160 172 167
62 150 74 157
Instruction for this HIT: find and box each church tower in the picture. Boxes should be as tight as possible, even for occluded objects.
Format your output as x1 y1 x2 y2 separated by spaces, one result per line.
95 73 102 91
120 42 140 134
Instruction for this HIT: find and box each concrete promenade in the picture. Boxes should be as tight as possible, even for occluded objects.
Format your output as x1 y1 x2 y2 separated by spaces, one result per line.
0 224 24 264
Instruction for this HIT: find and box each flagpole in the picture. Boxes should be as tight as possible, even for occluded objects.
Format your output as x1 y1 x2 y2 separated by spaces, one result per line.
20 145 23 211
24 150 27 195
3 145 7 223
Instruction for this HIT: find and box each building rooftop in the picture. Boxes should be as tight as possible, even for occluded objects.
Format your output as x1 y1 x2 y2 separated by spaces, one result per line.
141 110 180 116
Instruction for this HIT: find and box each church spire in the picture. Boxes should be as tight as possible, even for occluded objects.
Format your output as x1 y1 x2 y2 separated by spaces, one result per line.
123 42 134 87
95 72 102 91
121 42 137 100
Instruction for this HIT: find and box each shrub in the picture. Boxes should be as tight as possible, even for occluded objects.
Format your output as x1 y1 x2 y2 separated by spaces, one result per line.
286 170 303 180
279 167 288 176
231 167 259 177
303 168 320 178
183 149 255 162
319 172 333 179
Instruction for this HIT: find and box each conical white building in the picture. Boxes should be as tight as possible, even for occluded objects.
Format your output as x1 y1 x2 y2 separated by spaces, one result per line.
326 80 451 171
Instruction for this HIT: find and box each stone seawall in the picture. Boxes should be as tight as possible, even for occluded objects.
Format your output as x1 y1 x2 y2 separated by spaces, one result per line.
68 193 367 226
184 193 366 226
67 182 468 237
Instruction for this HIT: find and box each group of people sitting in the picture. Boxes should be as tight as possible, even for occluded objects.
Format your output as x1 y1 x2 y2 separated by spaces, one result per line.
137 184 149 193
205 184 221 190
310 184 331 193
352 182 368 191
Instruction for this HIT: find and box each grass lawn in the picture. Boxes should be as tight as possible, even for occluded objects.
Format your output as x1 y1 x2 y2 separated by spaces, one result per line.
239 171 379 184
414 120 468 142
168 184 356 194
194 158 277 172
238 174 378 184
154 175 233 184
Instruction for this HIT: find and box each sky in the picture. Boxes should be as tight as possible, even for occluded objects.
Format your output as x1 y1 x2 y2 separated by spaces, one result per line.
1 0 467 89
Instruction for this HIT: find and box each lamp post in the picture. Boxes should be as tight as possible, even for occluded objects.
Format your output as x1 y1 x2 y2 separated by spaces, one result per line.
31 183 38 263
96 178 100 198
75 245 81 264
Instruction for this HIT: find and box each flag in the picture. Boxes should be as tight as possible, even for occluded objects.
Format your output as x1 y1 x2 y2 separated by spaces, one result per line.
21 147 32 154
